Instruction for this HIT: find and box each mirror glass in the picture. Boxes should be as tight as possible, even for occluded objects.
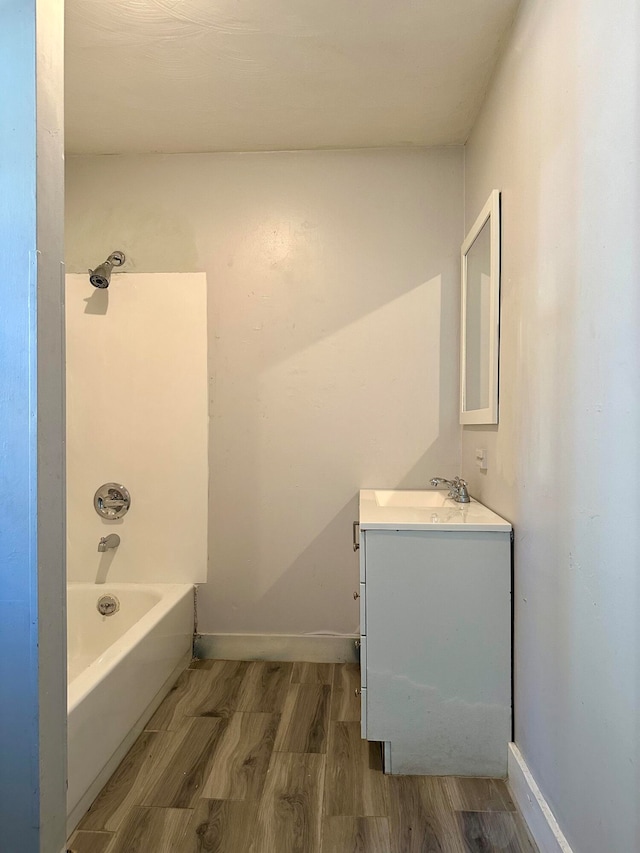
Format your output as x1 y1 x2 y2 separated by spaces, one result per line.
460 190 500 424
464 219 491 412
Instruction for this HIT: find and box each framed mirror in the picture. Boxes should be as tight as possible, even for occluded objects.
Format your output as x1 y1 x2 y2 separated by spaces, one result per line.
460 189 501 425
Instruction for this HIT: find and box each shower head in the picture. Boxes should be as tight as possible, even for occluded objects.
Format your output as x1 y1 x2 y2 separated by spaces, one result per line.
89 251 125 288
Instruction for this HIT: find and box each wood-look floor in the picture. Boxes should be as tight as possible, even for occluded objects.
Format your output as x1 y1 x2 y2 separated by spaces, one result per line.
68 660 537 853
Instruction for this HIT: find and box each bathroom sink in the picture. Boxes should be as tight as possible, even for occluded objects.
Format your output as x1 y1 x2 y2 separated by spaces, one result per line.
374 490 451 508
359 489 511 532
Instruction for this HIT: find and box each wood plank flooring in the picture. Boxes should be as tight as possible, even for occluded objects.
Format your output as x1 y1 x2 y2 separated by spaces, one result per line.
68 660 537 853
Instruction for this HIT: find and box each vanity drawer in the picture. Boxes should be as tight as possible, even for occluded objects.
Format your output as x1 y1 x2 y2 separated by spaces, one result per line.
360 636 367 688
359 583 366 634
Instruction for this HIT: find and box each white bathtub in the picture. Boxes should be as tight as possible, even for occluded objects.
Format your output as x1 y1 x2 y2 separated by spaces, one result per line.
67 582 194 833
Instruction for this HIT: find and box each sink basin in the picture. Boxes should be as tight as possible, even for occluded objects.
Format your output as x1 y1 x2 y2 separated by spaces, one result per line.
374 490 451 508
359 489 511 532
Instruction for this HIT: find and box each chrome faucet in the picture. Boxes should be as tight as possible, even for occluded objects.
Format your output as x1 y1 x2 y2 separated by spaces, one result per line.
98 533 120 552
430 476 471 503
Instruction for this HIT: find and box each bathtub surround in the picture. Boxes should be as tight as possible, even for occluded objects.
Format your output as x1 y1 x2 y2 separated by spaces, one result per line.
0 1 66 851
462 1 640 851
65 148 464 645
65 273 208 585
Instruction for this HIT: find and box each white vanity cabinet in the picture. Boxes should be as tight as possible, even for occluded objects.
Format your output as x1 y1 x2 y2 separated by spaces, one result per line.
358 490 512 777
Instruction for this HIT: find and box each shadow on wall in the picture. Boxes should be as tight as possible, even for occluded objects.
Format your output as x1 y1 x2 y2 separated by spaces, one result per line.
394 446 457 490
203 274 461 636
84 287 108 315
74 266 460 636
238 497 361 636
232 441 453 636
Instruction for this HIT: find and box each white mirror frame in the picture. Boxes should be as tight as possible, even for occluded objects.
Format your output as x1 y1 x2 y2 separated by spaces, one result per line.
460 189 501 425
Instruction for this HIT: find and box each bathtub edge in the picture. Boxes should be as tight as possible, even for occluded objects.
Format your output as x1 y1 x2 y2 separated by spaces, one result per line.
66 647 192 838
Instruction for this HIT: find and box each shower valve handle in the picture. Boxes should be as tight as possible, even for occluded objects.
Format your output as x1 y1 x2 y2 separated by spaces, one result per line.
101 488 128 509
94 483 131 519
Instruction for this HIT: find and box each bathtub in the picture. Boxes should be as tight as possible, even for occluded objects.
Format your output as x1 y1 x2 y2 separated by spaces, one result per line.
67 582 194 833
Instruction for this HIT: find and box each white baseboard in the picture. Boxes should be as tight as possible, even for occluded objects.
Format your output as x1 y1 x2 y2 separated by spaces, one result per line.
507 743 574 853
194 633 359 663
66 650 192 839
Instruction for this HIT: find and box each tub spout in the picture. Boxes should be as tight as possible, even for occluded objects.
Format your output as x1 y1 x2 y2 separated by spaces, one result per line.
98 534 120 552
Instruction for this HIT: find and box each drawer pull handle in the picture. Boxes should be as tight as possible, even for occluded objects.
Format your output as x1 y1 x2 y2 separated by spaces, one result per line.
352 521 360 551
354 639 361 649
355 688 361 696
353 590 360 600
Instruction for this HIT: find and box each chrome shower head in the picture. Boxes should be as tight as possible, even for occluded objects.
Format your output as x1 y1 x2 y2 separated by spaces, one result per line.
89 251 125 288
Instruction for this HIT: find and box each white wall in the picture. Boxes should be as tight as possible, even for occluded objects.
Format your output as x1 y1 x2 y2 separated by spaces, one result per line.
65 148 463 636
462 1 640 851
66 273 208 584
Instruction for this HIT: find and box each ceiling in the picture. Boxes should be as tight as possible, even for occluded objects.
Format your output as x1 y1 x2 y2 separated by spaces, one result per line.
65 0 520 155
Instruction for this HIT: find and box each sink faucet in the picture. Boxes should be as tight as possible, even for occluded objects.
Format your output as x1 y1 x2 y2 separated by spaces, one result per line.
430 476 471 503
98 533 120 552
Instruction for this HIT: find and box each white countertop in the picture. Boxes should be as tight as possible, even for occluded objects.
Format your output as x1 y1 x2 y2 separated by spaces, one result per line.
359 489 512 532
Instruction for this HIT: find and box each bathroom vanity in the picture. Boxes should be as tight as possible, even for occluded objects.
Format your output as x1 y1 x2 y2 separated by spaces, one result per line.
357 489 512 777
